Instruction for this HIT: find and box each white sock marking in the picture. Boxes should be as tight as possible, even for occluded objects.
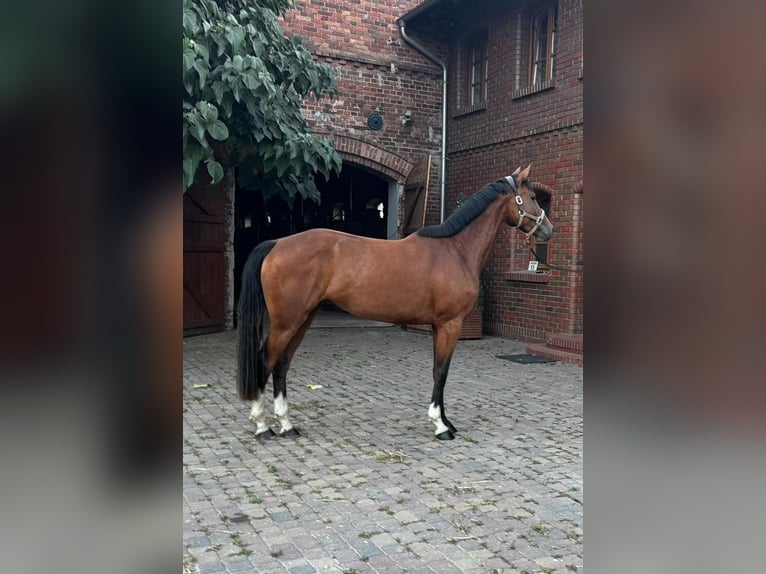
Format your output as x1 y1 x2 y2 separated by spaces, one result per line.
274 393 293 433
428 402 450 435
249 396 269 434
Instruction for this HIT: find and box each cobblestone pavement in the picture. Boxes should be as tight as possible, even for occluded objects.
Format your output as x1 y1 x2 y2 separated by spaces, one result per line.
183 313 582 574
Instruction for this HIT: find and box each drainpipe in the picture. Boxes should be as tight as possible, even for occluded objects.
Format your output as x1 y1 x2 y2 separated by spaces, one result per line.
398 19 447 223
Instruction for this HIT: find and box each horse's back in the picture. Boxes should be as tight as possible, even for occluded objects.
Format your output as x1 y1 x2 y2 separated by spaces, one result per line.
270 228 404 265
261 227 396 289
278 227 390 248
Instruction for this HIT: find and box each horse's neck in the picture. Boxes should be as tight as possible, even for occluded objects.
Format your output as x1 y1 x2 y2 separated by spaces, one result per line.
454 199 507 276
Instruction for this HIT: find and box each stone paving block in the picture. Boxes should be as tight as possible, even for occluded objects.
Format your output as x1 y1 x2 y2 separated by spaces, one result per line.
286 562 316 574
183 320 581 574
535 555 564 570
518 544 554 561
306 556 341 571
185 535 211 548
365 552 404 572
393 510 421 525
198 562 226 574
466 547 494 562
427 559 465 573
330 548 359 565
483 556 512 570
251 557 281 572
450 556 486 571
271 510 297 524
390 530 419 545
357 541 382 558
369 532 397 548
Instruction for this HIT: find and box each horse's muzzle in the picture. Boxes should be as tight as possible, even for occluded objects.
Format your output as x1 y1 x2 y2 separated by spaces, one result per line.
535 220 554 242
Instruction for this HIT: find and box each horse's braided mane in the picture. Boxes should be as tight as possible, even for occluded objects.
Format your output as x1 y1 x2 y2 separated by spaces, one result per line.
417 179 511 238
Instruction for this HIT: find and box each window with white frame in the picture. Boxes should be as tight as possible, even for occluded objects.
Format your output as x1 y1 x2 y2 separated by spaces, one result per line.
529 1 558 86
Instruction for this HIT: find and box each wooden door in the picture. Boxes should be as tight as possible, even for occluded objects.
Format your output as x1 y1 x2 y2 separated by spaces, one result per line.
402 153 432 236
183 177 225 336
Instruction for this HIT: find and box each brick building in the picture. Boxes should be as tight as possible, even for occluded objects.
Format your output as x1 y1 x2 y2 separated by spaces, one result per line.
283 0 583 350
277 0 448 235
397 0 583 353
184 0 583 356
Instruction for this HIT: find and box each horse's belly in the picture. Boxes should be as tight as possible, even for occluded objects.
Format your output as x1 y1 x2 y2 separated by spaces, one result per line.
328 290 432 325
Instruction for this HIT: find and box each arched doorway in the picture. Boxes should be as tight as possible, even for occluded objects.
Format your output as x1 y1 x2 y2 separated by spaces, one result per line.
311 163 390 239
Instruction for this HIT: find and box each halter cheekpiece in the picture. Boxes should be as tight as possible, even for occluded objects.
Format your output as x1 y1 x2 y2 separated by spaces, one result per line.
504 175 546 238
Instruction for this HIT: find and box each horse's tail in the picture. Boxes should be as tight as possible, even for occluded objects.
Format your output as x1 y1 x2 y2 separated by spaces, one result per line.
237 240 277 401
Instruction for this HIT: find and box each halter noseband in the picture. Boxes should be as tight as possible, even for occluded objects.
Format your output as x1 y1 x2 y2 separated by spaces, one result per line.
504 175 546 238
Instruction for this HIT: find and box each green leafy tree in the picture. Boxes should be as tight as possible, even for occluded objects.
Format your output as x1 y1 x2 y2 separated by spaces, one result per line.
183 0 341 203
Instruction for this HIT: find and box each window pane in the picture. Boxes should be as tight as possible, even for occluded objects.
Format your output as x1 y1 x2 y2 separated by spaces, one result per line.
465 32 487 105
536 195 551 264
470 42 485 103
473 54 483 84
535 241 548 265
535 30 547 61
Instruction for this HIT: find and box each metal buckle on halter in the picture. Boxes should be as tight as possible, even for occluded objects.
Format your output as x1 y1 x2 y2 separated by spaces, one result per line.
515 195 524 206
524 209 546 238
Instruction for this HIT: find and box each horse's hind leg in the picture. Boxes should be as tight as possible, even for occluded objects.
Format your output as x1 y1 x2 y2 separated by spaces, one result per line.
271 309 318 436
429 320 462 440
248 355 271 438
249 390 271 438
249 320 304 439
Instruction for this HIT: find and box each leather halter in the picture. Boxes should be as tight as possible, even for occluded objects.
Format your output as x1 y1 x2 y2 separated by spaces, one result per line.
504 175 547 238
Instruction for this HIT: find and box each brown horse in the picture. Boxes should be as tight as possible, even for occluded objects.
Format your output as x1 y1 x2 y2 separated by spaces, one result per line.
237 165 553 440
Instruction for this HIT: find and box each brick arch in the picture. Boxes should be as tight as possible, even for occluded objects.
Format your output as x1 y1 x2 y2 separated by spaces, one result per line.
329 135 413 183
528 181 555 196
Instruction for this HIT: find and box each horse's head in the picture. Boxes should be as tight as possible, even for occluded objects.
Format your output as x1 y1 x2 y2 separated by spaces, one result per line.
502 165 554 242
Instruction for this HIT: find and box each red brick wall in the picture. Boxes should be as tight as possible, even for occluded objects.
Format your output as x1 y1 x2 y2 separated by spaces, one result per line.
280 1 446 204
444 0 584 340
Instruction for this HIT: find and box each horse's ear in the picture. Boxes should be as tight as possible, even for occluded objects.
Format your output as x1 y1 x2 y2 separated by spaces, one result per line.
518 164 532 182
511 166 522 176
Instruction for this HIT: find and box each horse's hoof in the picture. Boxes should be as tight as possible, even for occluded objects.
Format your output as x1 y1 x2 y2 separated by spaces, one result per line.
436 430 455 441
281 428 300 438
256 428 276 440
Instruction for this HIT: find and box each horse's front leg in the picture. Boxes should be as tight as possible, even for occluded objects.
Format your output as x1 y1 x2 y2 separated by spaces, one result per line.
429 321 462 440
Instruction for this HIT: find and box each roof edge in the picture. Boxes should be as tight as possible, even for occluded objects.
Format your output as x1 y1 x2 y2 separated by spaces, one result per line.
398 0 447 24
